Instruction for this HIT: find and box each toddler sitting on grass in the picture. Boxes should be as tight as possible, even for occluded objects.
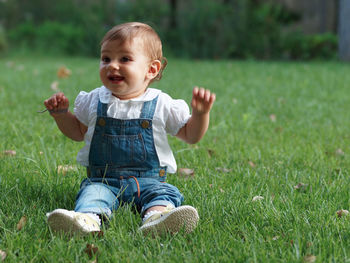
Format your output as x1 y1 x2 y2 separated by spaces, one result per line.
44 22 215 236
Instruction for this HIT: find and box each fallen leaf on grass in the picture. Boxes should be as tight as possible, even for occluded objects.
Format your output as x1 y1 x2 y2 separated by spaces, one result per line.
16 65 24 71
269 114 277 122
57 165 77 175
303 255 316 263
252 196 264 202
0 250 6 261
248 161 256 168
178 168 194 178
1 150 16 156
84 244 99 259
57 66 71 78
17 216 27 230
294 183 308 192
50 81 60 92
335 148 345 156
336 209 350 218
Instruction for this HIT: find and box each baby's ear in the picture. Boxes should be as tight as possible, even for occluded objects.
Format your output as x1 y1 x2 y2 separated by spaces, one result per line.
147 60 161 80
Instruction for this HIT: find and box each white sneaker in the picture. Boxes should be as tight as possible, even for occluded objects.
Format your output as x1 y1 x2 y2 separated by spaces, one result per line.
47 209 101 235
139 205 199 236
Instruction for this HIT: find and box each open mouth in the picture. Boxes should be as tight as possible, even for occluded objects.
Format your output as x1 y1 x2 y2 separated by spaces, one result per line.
108 75 125 83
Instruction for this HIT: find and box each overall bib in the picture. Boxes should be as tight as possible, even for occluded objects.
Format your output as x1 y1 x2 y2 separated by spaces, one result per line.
75 96 183 218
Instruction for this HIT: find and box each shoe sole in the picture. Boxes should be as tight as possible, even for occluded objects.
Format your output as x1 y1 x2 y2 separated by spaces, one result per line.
47 211 91 235
139 205 199 236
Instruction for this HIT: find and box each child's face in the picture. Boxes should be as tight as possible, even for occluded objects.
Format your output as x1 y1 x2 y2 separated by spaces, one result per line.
99 37 154 100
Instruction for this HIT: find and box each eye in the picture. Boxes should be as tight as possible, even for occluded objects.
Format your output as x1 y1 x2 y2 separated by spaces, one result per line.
120 56 131 63
101 56 110 63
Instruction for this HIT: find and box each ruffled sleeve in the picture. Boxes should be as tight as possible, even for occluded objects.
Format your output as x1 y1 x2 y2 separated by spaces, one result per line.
74 91 93 126
165 98 191 136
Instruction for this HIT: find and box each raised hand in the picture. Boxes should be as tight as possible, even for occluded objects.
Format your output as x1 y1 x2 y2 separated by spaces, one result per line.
191 86 216 115
44 92 69 115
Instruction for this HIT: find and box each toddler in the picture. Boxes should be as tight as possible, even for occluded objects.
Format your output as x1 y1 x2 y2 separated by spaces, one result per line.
44 22 215 236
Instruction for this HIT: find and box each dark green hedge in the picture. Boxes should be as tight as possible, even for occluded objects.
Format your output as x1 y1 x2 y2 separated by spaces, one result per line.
0 0 338 60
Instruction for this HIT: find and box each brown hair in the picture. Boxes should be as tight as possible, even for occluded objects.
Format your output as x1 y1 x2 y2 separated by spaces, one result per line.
101 22 167 83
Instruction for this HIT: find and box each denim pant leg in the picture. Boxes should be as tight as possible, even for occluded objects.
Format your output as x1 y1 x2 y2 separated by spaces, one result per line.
138 178 184 216
75 181 119 218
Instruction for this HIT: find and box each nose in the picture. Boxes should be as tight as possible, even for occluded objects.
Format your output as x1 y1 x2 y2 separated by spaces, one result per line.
108 61 119 71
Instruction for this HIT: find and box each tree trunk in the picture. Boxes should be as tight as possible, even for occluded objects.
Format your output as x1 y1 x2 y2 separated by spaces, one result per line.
339 0 350 61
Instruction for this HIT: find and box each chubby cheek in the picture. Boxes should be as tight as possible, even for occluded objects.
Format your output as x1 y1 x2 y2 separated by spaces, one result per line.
99 67 106 83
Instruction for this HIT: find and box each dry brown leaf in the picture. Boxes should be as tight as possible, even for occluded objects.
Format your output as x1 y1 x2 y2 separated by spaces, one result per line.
248 161 256 168
178 168 195 178
269 114 277 122
335 148 345 156
294 182 308 192
252 196 264 202
17 216 27 231
303 255 316 263
1 150 16 156
16 65 24 71
0 250 6 261
57 165 77 175
50 81 60 92
57 66 71 78
336 209 350 218
84 244 99 259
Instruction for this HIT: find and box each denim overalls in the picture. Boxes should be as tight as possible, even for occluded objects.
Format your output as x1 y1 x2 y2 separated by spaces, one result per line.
75 96 184 218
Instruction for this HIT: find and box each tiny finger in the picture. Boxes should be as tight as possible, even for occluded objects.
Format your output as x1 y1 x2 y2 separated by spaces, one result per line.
210 93 216 104
193 86 199 96
199 87 205 99
204 90 211 102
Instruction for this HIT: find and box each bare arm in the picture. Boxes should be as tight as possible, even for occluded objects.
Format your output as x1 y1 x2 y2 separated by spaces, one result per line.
176 87 216 144
44 92 87 141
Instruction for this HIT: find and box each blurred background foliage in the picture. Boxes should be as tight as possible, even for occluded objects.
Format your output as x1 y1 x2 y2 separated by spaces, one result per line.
0 0 339 60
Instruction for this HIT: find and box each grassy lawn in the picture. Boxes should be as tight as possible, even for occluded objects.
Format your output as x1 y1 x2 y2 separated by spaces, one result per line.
0 55 350 262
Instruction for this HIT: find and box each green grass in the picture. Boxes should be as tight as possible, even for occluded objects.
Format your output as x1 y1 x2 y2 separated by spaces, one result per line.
1 55 350 262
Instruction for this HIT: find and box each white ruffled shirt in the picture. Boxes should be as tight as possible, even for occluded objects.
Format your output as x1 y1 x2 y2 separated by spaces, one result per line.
74 86 191 173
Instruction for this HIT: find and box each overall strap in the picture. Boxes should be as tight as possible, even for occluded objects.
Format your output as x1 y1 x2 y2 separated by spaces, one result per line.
97 100 108 117
140 96 159 119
